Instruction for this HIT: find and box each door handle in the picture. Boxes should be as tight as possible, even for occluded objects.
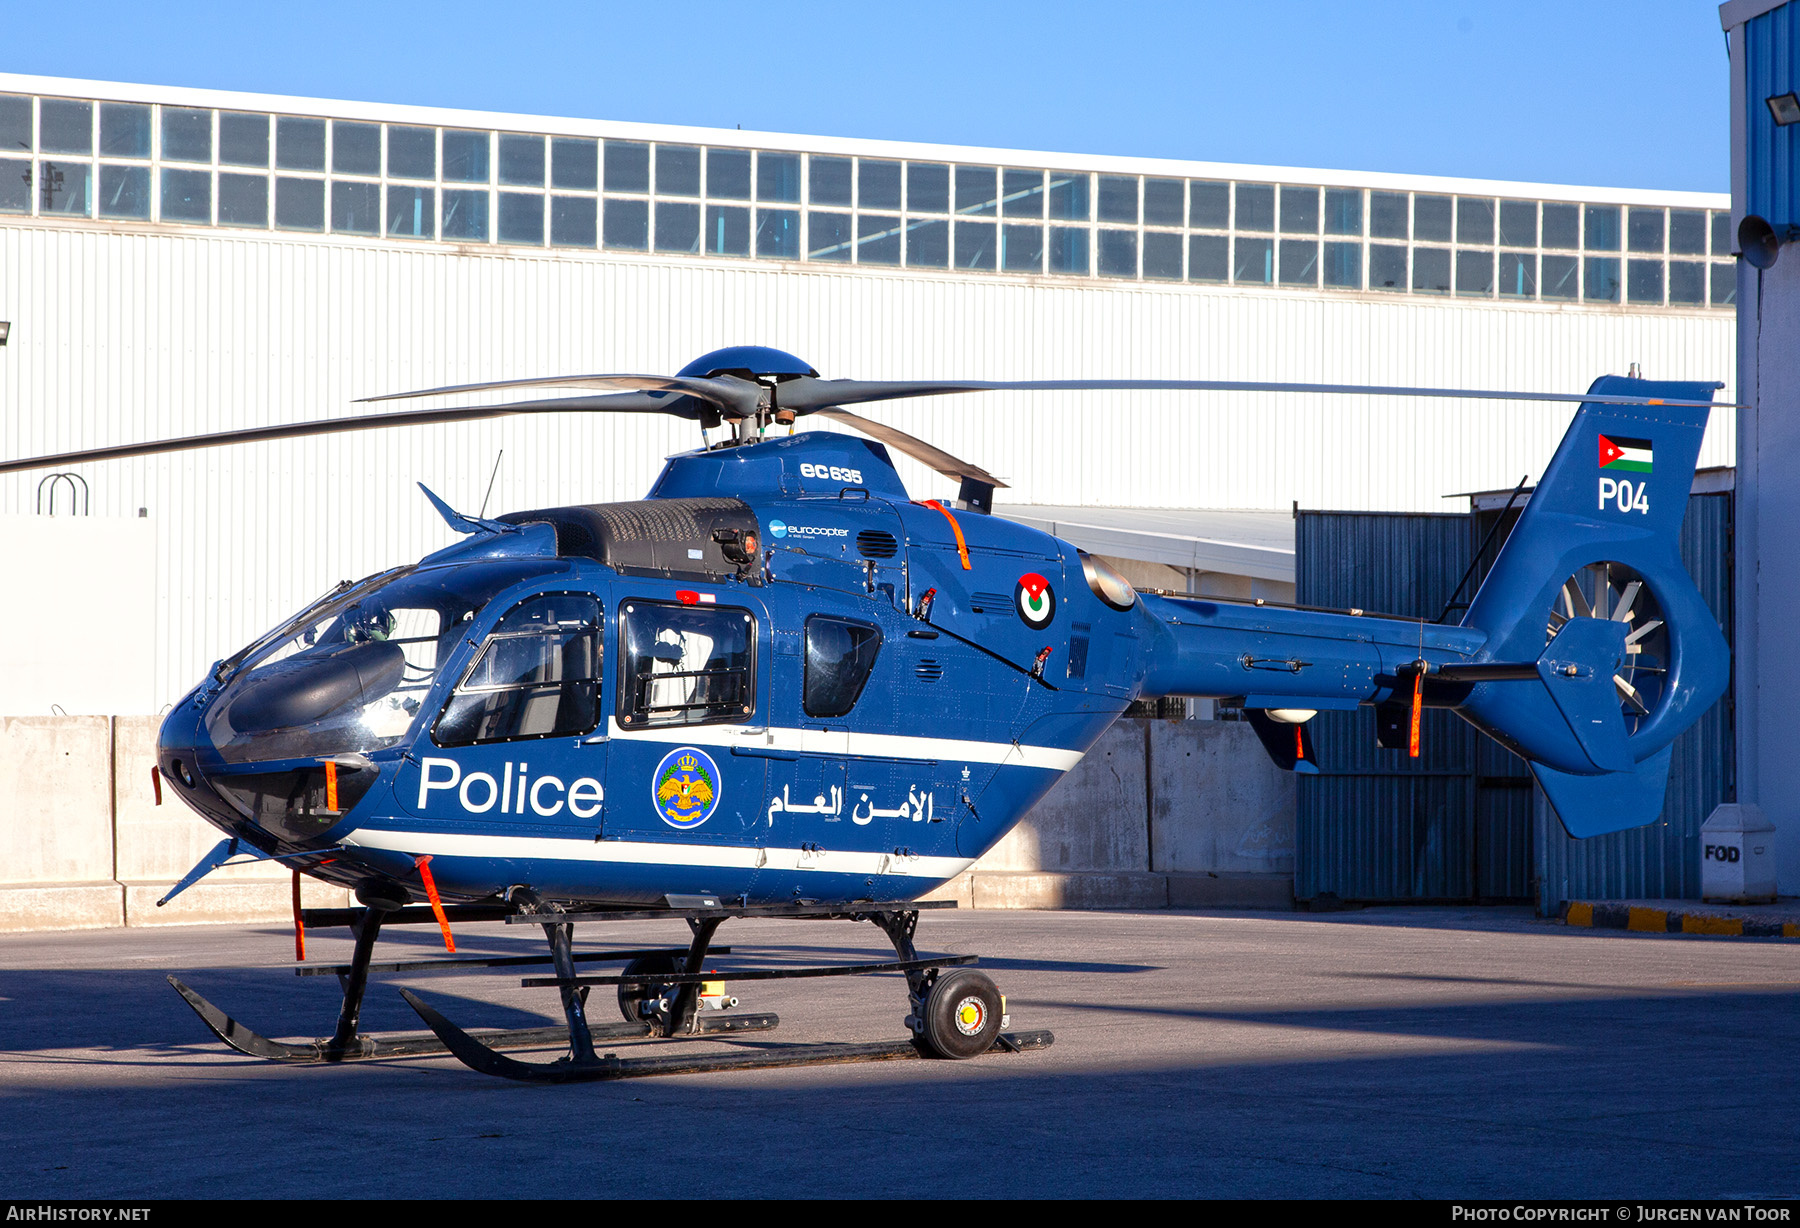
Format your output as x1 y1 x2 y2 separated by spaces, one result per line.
730 745 800 761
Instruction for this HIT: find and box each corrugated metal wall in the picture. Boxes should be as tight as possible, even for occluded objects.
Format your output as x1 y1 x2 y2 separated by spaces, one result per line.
1295 494 1733 911
1745 2 1800 231
0 220 1737 707
1294 513 1507 902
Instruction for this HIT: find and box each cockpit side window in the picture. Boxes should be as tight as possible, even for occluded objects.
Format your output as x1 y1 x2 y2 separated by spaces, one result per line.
618 601 755 729
803 615 882 718
433 593 602 746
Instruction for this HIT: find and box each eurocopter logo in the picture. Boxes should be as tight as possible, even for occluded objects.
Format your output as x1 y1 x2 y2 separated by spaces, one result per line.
767 519 847 540
653 747 722 829
1016 573 1055 630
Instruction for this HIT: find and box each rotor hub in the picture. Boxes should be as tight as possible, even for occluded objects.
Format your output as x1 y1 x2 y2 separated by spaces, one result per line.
677 346 817 382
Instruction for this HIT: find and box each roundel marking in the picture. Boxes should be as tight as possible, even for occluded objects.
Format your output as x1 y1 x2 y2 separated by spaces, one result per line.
1016 572 1055 630
652 747 722 829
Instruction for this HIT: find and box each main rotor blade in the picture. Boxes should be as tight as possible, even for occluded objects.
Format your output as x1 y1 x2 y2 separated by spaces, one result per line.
0 392 683 475
776 377 1730 412
4 368 1731 476
813 408 1008 488
357 372 764 418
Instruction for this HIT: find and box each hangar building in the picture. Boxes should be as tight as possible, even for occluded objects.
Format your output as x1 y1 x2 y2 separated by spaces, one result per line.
0 72 1736 717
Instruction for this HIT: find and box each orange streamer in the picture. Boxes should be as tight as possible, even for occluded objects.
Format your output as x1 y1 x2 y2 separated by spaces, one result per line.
1408 668 1423 759
414 855 456 953
292 870 306 962
921 500 971 570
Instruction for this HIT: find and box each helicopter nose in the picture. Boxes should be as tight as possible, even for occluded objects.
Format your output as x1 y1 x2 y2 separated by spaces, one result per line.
156 692 377 850
156 698 261 843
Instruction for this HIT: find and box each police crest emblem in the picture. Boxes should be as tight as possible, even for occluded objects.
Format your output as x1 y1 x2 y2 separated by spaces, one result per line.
652 747 722 829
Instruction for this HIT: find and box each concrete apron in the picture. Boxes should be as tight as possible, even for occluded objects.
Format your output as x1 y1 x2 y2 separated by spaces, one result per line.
0 716 1293 931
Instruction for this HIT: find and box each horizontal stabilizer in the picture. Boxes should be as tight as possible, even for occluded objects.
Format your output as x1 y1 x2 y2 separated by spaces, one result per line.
1532 745 1673 838
1536 617 1634 772
1244 710 1320 774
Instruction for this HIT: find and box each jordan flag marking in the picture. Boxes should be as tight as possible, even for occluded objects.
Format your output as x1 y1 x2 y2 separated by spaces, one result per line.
1598 434 1652 473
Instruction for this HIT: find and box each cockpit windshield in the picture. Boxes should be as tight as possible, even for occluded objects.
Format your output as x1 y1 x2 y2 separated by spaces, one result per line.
204 561 569 763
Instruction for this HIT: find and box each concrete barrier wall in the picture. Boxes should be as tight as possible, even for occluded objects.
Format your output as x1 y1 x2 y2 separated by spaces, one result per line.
0 717 122 930
929 719 1296 911
0 716 1291 930
1149 721 1296 875
0 716 351 932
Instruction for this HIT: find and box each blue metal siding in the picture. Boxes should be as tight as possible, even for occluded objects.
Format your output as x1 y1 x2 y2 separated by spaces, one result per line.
1746 3 1800 230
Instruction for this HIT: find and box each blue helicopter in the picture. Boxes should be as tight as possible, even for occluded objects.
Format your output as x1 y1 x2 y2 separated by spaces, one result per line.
1 346 1731 1082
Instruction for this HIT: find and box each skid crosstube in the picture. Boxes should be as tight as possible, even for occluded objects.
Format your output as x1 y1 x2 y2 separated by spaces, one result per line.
292 945 736 979
523 953 976 989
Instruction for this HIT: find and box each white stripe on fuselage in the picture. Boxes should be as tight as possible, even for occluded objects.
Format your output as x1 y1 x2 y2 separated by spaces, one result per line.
342 826 975 880
600 718 1084 772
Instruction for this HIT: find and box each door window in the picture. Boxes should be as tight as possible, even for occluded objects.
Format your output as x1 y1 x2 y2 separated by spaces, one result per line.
433 593 601 746
618 602 755 728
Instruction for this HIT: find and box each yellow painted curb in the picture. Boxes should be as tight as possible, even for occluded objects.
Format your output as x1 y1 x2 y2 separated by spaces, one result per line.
1566 902 1593 926
1627 906 1668 932
1682 914 1744 936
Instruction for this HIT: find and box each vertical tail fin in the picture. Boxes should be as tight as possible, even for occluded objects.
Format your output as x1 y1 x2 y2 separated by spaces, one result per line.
1456 377 1729 837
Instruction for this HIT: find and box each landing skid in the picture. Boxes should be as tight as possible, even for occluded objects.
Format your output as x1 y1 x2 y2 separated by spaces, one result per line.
402 987 1053 1084
402 899 1054 1083
169 975 772 1063
167 900 775 1064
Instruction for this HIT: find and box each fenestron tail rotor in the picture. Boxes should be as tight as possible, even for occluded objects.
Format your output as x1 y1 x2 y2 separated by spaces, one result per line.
1545 561 1670 730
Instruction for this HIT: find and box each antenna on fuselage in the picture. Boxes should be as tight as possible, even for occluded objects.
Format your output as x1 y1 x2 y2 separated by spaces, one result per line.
478 449 503 518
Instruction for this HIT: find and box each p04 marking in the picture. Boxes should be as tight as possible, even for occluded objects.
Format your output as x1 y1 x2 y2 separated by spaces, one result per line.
1599 476 1650 515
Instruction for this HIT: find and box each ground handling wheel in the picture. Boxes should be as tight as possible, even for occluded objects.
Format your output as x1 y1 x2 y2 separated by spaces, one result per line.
617 954 680 1024
918 968 1004 1059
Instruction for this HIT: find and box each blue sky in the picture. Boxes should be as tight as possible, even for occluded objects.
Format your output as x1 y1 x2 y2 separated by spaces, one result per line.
3 1 1731 192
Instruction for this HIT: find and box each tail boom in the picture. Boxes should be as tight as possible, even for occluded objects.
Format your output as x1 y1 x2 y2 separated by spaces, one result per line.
1134 376 1728 839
